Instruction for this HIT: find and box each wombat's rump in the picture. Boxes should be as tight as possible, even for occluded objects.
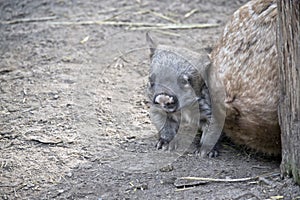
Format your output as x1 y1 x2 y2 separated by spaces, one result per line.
211 0 281 155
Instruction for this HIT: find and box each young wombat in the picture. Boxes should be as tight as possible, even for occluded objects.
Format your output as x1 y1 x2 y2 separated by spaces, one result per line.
146 35 225 157
147 0 280 157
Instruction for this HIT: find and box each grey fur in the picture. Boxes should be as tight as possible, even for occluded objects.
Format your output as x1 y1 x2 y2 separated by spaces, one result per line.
147 45 219 155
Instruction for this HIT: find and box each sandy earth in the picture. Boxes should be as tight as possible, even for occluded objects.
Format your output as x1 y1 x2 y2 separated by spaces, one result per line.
0 0 300 199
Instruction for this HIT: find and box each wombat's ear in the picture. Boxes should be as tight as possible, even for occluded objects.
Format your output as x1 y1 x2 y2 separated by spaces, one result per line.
146 32 157 58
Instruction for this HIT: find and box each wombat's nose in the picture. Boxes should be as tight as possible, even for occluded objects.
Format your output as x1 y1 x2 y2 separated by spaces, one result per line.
153 94 178 112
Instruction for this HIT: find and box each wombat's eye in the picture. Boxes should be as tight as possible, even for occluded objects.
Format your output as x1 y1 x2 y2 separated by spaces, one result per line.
178 74 190 87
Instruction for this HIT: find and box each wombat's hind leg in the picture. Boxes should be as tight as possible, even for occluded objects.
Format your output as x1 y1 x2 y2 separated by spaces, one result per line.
185 132 224 157
201 132 225 157
185 133 202 154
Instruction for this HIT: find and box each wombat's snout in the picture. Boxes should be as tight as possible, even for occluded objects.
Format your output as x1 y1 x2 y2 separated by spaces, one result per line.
153 93 178 112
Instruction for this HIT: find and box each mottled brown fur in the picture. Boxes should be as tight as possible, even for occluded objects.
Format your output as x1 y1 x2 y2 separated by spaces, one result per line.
211 0 281 155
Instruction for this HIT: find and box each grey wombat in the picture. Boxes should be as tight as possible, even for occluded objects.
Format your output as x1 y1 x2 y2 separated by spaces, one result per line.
146 35 223 157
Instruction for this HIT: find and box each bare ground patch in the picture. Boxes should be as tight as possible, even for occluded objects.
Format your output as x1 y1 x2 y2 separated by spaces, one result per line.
0 0 299 199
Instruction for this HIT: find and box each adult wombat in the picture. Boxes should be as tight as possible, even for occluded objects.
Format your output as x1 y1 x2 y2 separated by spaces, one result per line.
147 0 280 157
211 0 280 155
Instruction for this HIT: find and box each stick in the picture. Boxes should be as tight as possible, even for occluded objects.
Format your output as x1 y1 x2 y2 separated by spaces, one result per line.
128 23 219 30
0 16 57 24
179 176 257 183
25 136 63 145
47 21 219 30
184 9 199 19
175 187 195 192
102 5 140 21
149 11 179 24
178 172 280 183
1 17 219 30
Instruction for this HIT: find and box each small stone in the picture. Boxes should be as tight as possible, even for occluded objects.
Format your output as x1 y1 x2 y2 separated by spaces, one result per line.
57 189 64 194
159 164 174 172
66 172 72 177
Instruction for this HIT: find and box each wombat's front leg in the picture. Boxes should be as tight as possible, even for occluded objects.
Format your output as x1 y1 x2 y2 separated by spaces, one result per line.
197 127 224 158
156 115 179 150
150 107 180 150
199 76 226 157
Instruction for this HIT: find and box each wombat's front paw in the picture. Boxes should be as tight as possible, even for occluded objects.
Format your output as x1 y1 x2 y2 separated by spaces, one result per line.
198 147 219 158
184 142 200 155
205 149 219 158
155 138 169 150
185 144 219 157
155 137 178 151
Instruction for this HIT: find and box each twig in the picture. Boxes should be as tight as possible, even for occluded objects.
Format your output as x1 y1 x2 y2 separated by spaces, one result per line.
175 187 195 192
149 10 179 24
25 136 63 145
102 5 139 21
0 68 13 75
136 9 179 24
46 20 219 30
46 20 144 26
128 23 219 30
179 176 257 182
178 172 280 183
0 16 57 24
1 17 219 30
174 179 208 188
22 107 38 113
184 9 199 19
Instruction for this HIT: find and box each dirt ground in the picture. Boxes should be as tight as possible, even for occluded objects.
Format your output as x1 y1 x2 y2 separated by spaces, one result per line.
1 0 300 199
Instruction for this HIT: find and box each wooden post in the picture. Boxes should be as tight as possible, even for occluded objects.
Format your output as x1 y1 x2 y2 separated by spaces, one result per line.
277 0 300 184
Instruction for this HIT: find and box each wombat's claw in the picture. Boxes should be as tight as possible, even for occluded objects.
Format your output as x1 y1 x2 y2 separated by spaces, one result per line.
207 149 219 158
197 148 219 158
155 139 169 150
155 138 178 151
185 143 200 155
155 140 163 150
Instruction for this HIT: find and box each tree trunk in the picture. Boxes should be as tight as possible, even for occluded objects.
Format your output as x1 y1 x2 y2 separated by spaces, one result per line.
277 0 300 184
